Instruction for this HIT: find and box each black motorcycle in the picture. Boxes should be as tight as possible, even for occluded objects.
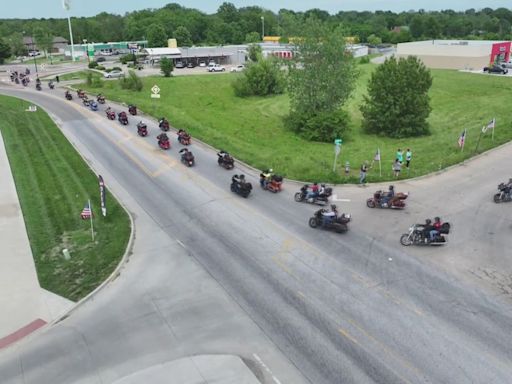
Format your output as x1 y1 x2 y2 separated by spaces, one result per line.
295 184 332 205
218 151 234 170
308 209 350 233
180 149 195 167
48 81 55 89
36 83 42 91
65 91 73 100
493 183 512 203
230 176 252 198
400 223 451 246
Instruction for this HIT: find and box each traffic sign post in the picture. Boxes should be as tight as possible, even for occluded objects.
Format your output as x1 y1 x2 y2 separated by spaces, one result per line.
151 85 161 99
333 138 342 172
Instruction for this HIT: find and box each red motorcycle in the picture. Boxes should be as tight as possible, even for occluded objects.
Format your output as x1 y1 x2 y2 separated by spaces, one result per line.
77 89 86 99
106 108 116 120
157 134 170 150
367 190 408 209
261 174 283 193
177 130 191 145
118 112 129 125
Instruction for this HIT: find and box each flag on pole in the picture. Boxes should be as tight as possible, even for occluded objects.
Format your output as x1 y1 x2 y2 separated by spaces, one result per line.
458 129 467 149
482 118 495 133
62 0 71 11
374 148 381 161
98 175 107 217
80 201 92 219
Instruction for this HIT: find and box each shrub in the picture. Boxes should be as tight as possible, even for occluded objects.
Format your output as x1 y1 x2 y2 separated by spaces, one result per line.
105 68 113 73
88 61 98 69
285 109 350 142
119 70 143 92
120 54 133 65
232 57 284 97
112 66 122 72
358 56 370 64
96 65 106 71
160 57 173 77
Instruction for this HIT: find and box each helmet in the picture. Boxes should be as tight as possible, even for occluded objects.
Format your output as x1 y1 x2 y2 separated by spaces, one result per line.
269 169 273 173
331 204 337 210
239 174 245 179
425 219 432 225
314 182 318 185
389 185 394 190
321 184 326 187
434 216 440 222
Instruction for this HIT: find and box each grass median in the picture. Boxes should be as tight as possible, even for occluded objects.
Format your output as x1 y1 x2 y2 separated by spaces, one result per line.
0 94 131 301
82 64 512 183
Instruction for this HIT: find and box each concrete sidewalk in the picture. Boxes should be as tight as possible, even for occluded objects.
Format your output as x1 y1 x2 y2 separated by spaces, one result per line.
0 132 73 346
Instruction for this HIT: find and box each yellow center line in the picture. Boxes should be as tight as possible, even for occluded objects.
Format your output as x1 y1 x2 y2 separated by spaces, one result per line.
338 328 359 345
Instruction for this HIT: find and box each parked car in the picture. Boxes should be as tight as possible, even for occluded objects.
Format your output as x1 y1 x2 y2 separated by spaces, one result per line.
175 61 185 69
483 65 508 75
28 50 40 57
500 61 512 69
208 64 226 72
96 57 106 63
187 62 195 68
199 61 206 67
104 70 124 78
230 64 245 73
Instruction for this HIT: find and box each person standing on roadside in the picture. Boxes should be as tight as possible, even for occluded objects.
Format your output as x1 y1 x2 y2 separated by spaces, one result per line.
405 148 412 170
393 158 402 178
396 148 403 164
359 162 368 185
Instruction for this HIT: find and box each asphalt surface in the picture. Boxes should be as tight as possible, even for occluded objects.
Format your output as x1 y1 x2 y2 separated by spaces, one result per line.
0 85 511 384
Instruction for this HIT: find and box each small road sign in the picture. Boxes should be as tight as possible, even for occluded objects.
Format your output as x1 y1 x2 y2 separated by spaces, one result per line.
151 85 161 98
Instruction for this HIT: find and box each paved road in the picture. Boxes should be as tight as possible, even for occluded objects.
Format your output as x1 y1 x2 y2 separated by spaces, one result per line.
0 86 511 384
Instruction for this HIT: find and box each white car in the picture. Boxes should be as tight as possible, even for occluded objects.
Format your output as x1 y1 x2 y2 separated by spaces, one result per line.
199 61 206 67
208 64 226 72
230 65 245 73
104 70 124 78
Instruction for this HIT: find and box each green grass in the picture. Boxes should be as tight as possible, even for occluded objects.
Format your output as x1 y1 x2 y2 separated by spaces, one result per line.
82 65 512 183
51 70 91 81
0 95 131 301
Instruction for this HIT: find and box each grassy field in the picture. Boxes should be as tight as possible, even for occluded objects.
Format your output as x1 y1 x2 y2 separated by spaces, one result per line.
51 70 90 81
0 95 131 301
82 64 512 183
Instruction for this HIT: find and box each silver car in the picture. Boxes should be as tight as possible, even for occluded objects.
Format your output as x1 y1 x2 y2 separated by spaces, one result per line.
104 70 124 78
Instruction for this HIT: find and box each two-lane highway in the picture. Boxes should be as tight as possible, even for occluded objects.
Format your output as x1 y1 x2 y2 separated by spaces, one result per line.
1 86 511 384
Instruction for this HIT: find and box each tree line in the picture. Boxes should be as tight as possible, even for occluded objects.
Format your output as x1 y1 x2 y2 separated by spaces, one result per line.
0 2 511 55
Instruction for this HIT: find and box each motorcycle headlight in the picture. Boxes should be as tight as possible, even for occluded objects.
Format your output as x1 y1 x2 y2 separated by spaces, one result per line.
345 214 351 219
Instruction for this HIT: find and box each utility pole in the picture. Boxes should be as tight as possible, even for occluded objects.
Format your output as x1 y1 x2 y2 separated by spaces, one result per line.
261 16 265 40
63 0 75 61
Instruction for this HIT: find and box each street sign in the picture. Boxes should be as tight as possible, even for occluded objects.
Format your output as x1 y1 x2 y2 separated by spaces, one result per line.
334 138 343 145
151 85 161 99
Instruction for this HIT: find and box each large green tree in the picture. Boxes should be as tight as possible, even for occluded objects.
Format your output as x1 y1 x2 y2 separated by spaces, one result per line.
287 20 358 141
174 26 193 47
7 32 26 57
0 39 12 64
360 56 432 138
232 56 284 97
34 27 54 58
146 24 167 47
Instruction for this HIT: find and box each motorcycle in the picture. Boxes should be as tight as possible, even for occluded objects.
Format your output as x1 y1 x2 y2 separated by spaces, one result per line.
180 149 195 167
65 91 73 100
177 130 191 145
261 174 283 193
159 118 170 131
97 94 106 104
230 177 252 198
295 184 332 205
48 81 55 89
217 152 234 170
400 222 451 246
89 101 99 111
105 108 116 120
367 190 408 209
128 105 137 115
36 83 42 91
308 209 351 233
82 97 90 107
493 183 512 203
137 122 148 137
118 112 129 125
77 89 86 99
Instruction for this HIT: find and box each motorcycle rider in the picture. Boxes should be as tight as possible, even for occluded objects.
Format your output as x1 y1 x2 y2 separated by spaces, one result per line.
180 148 193 161
260 169 273 188
381 185 395 207
307 182 319 202
322 204 338 225
422 219 433 242
157 132 169 143
232 174 246 188
429 217 443 242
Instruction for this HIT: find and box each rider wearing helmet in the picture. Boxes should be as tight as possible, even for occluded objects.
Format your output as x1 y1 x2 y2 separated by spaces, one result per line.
321 204 338 225
260 168 273 188
430 217 442 242
381 185 395 207
422 218 433 241
157 132 169 143
307 182 319 201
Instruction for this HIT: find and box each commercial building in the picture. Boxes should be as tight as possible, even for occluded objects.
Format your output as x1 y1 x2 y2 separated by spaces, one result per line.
397 40 511 70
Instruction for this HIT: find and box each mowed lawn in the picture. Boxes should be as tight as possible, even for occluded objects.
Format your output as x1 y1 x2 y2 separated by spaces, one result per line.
84 65 512 182
0 95 131 301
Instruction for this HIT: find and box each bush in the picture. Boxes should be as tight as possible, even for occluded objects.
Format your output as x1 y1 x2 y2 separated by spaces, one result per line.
112 66 122 72
160 57 173 77
119 70 143 92
88 61 98 69
86 72 104 88
120 54 133 65
105 68 112 73
96 65 106 71
232 58 284 97
285 109 350 142
358 56 370 64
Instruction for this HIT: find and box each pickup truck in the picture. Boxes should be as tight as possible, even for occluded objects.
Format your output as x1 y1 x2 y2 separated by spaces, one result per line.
208 64 226 72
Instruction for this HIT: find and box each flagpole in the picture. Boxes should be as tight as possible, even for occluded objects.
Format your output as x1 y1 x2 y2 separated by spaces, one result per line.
89 199 94 241
492 118 495 141
378 148 382 177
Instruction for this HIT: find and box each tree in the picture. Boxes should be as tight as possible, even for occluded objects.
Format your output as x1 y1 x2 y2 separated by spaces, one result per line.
34 27 54 61
146 24 167 47
232 57 284 97
360 56 432 138
8 33 27 57
174 26 193 47
367 34 382 46
160 57 173 77
217 2 238 23
247 43 262 62
287 20 358 142
0 39 11 64
245 31 261 43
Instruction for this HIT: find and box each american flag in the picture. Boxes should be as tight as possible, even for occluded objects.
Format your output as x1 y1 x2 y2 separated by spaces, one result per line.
458 129 467 148
374 148 381 161
482 118 495 133
80 202 92 219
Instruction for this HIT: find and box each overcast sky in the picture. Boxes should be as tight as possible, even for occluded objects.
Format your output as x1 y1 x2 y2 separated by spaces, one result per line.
3 0 511 18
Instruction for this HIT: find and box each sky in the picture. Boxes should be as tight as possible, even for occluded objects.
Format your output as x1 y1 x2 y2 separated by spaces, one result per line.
2 0 511 19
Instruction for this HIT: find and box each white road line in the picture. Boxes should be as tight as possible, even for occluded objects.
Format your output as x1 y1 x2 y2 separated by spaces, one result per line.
176 239 186 248
331 194 351 202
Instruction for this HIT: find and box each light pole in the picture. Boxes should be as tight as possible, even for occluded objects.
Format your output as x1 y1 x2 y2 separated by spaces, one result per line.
63 0 75 61
261 16 265 40
29 34 38 76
